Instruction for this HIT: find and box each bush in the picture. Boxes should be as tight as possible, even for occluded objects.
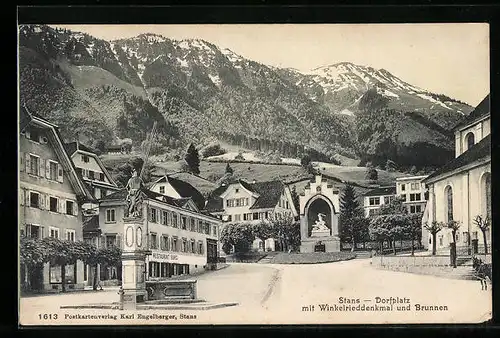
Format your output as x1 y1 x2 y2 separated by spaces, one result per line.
202 144 227 158
235 152 245 160
365 167 378 181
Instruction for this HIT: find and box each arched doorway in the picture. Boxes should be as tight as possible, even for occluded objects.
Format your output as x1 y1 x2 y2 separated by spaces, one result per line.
306 197 333 237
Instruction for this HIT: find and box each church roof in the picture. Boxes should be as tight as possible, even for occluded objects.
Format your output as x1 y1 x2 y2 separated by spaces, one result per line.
453 94 490 131
424 134 491 183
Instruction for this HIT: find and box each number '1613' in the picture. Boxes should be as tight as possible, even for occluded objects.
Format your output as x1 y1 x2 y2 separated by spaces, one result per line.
39 314 58 320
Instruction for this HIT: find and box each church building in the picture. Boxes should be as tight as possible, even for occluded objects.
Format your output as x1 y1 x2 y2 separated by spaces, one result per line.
421 94 491 254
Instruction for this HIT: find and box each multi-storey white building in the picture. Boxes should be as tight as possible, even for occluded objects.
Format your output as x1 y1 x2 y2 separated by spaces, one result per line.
19 107 94 292
362 186 396 217
206 179 298 251
422 94 491 254
99 187 221 281
395 175 429 214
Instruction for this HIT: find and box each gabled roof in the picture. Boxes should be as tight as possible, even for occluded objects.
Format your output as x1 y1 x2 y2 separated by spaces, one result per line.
64 141 118 188
453 94 490 131
168 172 217 196
364 186 396 197
424 134 491 183
21 106 95 203
205 179 286 212
151 175 206 210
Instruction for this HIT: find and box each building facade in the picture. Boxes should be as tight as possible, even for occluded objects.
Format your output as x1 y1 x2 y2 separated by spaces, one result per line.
99 188 221 281
19 107 94 292
206 179 298 252
422 94 491 253
363 186 396 217
395 175 429 214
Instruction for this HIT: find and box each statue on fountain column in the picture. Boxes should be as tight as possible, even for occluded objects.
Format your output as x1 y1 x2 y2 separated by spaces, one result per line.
125 169 144 218
312 213 329 232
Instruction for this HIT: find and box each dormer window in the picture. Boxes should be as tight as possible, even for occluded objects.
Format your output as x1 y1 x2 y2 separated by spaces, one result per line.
81 155 90 163
465 132 475 151
159 186 165 194
235 188 239 193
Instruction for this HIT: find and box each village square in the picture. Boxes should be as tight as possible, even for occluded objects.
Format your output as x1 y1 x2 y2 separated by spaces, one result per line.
18 23 491 324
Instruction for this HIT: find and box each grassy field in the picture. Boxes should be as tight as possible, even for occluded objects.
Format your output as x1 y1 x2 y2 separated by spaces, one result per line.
269 252 356 264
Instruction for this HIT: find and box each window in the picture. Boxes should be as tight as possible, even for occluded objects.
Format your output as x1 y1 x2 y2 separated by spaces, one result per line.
369 197 380 206
161 211 168 225
198 242 203 255
29 192 40 208
106 235 116 248
150 233 158 249
172 237 178 251
212 226 217 237
401 184 405 191
235 188 239 193
159 186 165 194
49 197 58 212
410 205 422 213
182 239 187 252
88 170 94 180
465 132 475 150
49 161 58 181
161 236 169 251
410 183 419 190
204 222 210 235
29 155 39 175
99 173 105 181
400 194 407 202
172 213 178 227
286 201 289 209
105 209 116 223
66 200 75 215
243 213 250 221
463 232 469 244
253 213 259 220
383 196 390 204
82 155 90 163
149 208 157 223
234 214 241 222
66 229 76 242
445 185 453 222
25 224 40 238
191 240 196 253
49 227 60 239
190 218 196 232
28 127 41 143
181 217 187 230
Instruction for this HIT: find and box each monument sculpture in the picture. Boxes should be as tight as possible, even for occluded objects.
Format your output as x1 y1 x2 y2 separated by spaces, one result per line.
125 169 144 218
311 213 330 237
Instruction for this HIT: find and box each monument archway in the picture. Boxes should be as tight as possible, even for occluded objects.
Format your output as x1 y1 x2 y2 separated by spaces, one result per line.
299 175 341 253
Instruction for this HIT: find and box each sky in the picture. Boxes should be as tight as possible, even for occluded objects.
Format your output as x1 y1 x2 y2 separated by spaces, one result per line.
51 23 489 106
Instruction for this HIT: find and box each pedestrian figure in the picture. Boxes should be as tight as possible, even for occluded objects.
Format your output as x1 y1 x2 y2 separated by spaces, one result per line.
96 279 103 291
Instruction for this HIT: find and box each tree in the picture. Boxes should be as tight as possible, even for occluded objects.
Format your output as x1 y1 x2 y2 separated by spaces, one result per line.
369 215 393 254
290 185 300 213
365 166 378 181
225 163 234 175
300 154 312 168
339 183 362 251
378 197 407 215
409 165 418 175
424 221 444 256
447 220 461 267
404 213 423 256
220 223 254 254
185 143 200 175
473 215 490 254
267 213 300 252
385 159 396 172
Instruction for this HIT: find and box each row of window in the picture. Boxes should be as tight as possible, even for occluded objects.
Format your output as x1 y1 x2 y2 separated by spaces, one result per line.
277 199 290 209
226 198 249 208
150 233 205 254
147 207 218 237
77 167 106 182
228 211 270 222
148 262 189 278
368 196 394 206
400 182 422 192
22 223 76 241
367 204 422 216
22 153 63 183
22 190 77 216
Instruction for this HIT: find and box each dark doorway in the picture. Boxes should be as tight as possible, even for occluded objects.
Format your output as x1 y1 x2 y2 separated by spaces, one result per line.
307 198 332 236
314 242 326 252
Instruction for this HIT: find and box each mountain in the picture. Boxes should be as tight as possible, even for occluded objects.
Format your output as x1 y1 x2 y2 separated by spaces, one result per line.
18 24 474 171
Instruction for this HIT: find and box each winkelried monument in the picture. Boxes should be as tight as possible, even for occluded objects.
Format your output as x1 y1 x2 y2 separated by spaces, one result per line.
299 175 341 253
